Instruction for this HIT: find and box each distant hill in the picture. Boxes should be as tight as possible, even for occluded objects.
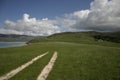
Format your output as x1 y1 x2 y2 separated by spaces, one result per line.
0 34 37 42
29 31 120 43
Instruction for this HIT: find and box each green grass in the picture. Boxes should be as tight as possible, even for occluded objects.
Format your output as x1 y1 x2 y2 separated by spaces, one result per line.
29 32 120 47
10 51 53 80
0 45 48 76
0 32 120 80
46 42 120 80
0 42 120 80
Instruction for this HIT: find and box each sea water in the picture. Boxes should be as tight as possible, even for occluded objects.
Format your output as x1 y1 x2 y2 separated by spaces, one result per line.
0 42 26 48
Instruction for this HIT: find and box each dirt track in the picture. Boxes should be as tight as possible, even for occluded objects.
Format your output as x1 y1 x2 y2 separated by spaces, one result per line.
37 51 58 80
0 52 48 80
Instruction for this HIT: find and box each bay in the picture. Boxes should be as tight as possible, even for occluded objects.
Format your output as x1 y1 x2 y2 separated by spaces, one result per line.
0 42 26 48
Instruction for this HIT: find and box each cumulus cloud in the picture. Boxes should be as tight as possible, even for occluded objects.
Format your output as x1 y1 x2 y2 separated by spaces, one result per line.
0 0 120 36
64 0 120 32
1 13 60 36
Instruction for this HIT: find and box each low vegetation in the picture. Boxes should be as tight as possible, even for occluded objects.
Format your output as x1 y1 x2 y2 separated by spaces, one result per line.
0 31 120 80
29 31 120 43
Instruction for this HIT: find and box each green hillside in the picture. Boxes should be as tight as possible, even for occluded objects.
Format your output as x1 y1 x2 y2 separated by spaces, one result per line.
29 32 94 43
0 31 120 80
29 31 120 43
29 31 120 47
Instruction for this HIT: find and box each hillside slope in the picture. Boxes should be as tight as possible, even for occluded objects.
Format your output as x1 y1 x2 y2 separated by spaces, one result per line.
29 31 120 43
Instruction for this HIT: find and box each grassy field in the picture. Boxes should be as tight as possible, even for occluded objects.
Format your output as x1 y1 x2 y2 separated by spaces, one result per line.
0 32 120 80
29 32 120 47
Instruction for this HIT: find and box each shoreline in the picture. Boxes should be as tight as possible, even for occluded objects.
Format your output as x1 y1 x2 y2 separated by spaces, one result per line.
0 42 27 48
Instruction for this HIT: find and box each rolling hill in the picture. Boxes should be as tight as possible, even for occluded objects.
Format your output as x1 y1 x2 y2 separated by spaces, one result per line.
29 31 120 43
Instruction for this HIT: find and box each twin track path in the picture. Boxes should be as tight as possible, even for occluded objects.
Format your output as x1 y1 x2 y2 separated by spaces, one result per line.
0 51 58 80
0 52 48 80
37 51 58 80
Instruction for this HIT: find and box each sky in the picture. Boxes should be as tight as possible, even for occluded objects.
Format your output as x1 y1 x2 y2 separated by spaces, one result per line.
0 0 120 36
0 0 91 24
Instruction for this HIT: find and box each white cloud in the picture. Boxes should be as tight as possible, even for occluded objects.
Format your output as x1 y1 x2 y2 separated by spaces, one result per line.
68 0 120 32
0 28 23 34
1 13 60 36
1 0 120 36
73 10 90 19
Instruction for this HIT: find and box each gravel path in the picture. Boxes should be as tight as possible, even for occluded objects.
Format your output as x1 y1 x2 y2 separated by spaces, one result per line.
37 51 58 80
0 52 48 80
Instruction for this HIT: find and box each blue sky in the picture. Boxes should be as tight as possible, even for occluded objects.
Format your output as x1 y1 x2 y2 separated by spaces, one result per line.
0 0 92 24
0 0 120 36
